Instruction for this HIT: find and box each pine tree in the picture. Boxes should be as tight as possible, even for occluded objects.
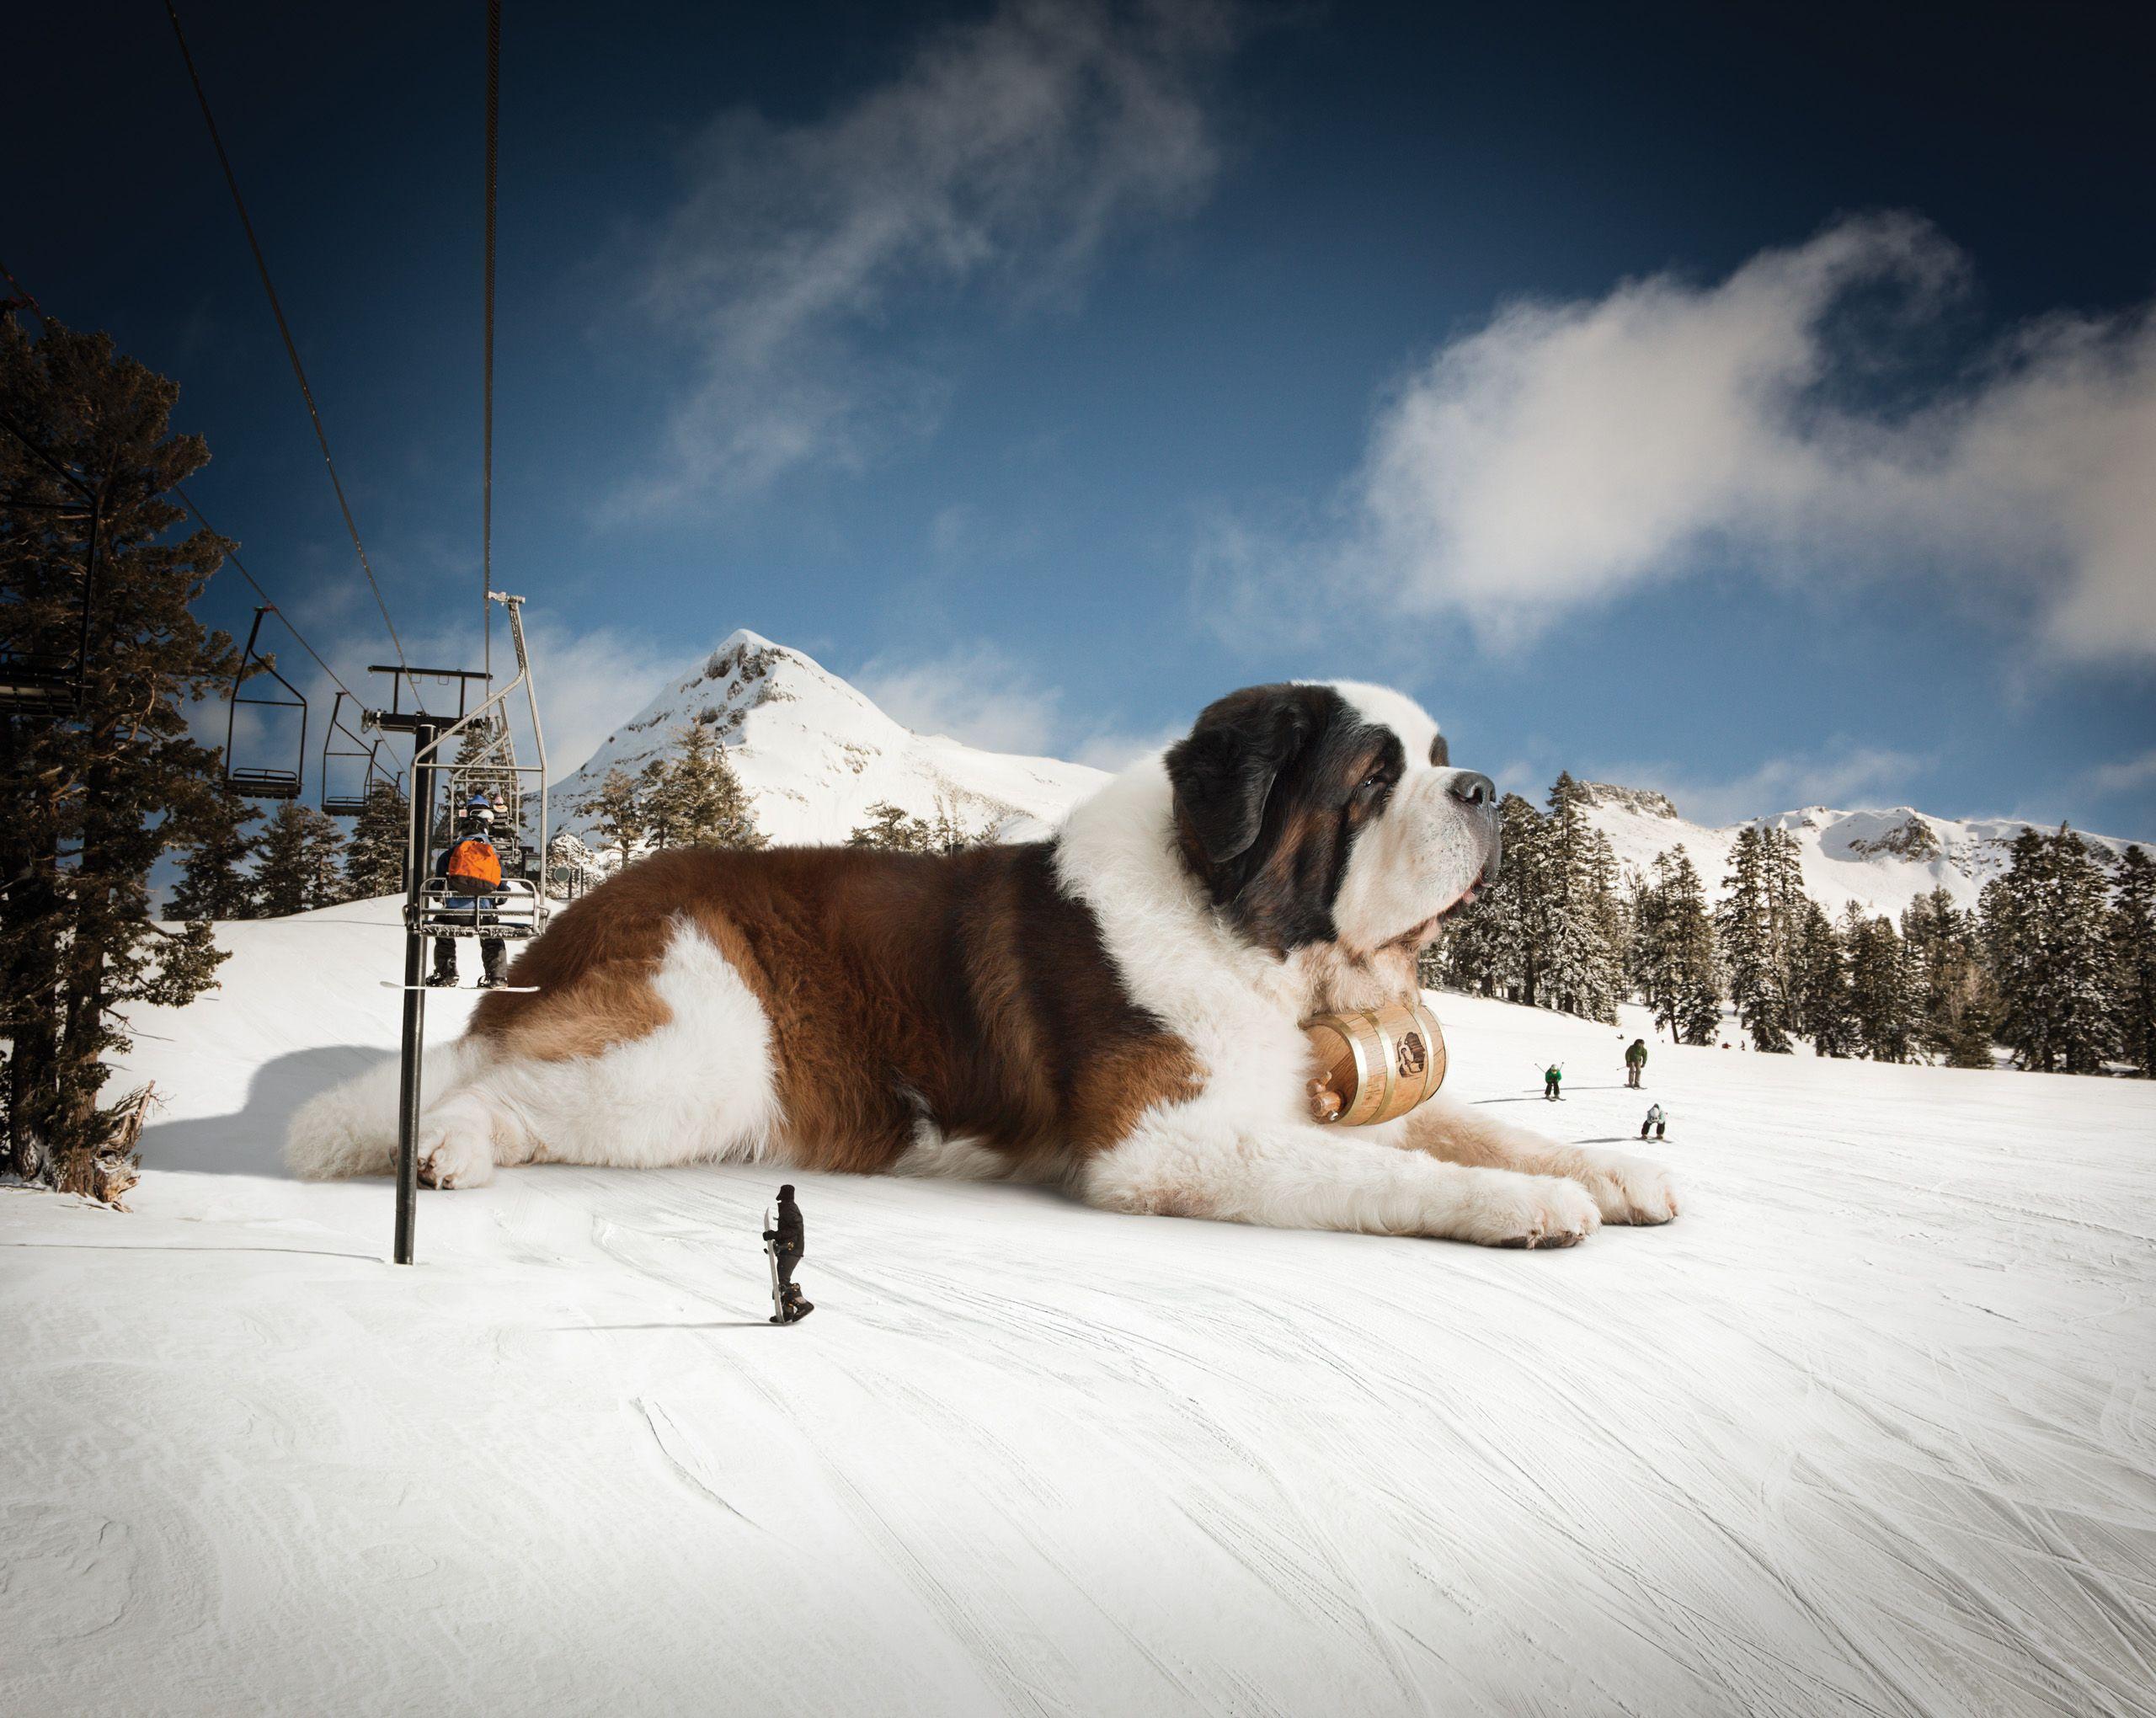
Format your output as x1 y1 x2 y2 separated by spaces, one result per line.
1843 904 1914 1062
1900 887 1994 1068
1791 898 1854 1056
2105 845 2156 1078
926 795 980 855
1983 826 2118 1074
1718 826 1792 1051
847 801 935 852
253 803 347 917
1 317 238 1196
1630 849 1721 1044
168 790 260 920
1532 774 1617 1020
644 721 764 851
1435 792 1545 1003
344 781 408 899
578 766 647 871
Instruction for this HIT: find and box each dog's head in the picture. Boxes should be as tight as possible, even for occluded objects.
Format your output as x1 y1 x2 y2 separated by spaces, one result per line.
1164 682 1499 960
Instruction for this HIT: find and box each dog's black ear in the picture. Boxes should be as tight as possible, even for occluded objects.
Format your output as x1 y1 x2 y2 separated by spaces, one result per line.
1166 686 1316 867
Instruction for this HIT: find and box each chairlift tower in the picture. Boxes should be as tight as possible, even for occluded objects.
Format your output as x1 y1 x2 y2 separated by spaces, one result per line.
366 590 549 1265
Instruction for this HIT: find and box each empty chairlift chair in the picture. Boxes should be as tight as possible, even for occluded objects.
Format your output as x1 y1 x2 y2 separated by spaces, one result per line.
224 606 307 800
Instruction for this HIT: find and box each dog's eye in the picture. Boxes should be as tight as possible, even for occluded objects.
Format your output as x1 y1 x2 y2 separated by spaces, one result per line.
1358 771 1389 796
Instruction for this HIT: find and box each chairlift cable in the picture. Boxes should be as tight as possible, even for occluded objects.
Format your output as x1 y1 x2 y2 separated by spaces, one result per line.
482 0 500 685
163 1 416 703
172 485 355 702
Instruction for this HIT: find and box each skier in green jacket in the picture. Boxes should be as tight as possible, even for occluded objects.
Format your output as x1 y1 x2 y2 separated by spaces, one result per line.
1625 1038 1648 1088
1543 1063 1563 1101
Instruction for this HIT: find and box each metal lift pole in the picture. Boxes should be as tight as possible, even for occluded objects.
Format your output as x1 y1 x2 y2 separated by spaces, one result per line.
388 713 442 1265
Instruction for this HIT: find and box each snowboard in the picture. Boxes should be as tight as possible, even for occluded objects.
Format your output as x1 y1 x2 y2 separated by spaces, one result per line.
764 1208 814 1324
763 1210 789 1324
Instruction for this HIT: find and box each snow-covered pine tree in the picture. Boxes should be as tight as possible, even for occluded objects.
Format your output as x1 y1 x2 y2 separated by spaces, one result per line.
1631 849 1719 1043
1899 887 1993 1067
1983 825 2118 1074
2109 845 2156 1078
1842 904 1914 1062
1534 773 1619 1022
343 781 408 899
577 766 647 872
168 791 261 920
1792 897 1854 1056
1481 791 1550 1004
2 317 238 1196
1718 826 1791 1051
253 803 347 917
644 720 764 851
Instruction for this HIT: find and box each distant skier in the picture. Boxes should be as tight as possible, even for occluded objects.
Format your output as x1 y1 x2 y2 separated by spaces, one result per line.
1625 1038 1648 1088
762 1183 813 1323
1543 1063 1563 1101
1641 1103 1667 1141
428 797 509 989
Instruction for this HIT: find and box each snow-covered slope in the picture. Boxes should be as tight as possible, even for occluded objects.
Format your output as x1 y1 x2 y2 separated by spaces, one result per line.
1574 780 2137 920
550 631 1107 848
7 904 2151 1715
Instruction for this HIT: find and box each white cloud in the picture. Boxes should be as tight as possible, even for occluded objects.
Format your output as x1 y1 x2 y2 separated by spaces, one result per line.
857 642 1063 756
857 639 1176 768
1596 744 1927 827
2084 749 2156 799
620 0 1238 510
1209 213 2156 663
1072 722 1180 771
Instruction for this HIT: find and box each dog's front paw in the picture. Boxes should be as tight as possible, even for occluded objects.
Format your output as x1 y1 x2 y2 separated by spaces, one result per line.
1451 1169 1602 1249
1568 1150 1679 1225
417 1121 495 1189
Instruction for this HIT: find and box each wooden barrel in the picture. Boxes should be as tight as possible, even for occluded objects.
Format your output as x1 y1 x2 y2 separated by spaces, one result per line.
1302 999 1447 1126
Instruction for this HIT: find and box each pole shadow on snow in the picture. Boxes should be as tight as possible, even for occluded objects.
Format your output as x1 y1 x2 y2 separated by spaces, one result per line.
140 1044 392 1177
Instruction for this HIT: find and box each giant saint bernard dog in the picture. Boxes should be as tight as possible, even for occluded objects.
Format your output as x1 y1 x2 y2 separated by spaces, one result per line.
289 682 1678 1246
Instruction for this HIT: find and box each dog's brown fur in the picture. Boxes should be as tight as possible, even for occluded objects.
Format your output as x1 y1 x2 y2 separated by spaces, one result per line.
471 843 1203 1173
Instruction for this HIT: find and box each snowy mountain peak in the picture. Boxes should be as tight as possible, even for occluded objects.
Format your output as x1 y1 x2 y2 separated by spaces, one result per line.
1575 781 1681 819
550 630 1107 851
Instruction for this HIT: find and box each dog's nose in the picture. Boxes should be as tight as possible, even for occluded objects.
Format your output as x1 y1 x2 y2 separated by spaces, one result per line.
1449 771 1495 808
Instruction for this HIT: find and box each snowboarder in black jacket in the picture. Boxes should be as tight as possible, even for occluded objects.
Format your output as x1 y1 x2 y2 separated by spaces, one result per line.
763 1185 812 1321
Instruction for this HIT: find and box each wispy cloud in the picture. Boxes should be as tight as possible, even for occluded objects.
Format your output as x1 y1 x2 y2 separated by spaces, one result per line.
2083 749 2156 799
857 641 1063 756
616 0 1240 512
1204 213 2156 663
856 638 1174 769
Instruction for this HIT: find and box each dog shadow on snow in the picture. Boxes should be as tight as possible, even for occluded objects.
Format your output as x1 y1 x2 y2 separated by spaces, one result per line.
141 1044 392 1178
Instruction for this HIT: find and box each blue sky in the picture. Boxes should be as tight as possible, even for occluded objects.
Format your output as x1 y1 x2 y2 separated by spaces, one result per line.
11 0 2155 835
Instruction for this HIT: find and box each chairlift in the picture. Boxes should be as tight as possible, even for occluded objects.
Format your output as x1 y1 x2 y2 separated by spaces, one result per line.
224 606 307 799
321 689 397 816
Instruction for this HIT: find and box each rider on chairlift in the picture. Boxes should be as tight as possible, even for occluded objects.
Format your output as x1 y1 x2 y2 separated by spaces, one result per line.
429 794 510 989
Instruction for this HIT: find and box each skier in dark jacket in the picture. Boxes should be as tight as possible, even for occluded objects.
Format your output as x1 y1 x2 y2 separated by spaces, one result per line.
1625 1038 1648 1088
763 1184 812 1321
1543 1063 1563 1101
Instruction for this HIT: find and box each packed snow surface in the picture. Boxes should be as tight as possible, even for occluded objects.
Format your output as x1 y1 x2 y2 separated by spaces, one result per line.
6 895 2153 1715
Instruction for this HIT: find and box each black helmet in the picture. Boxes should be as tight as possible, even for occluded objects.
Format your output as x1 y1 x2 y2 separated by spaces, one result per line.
778 1183 795 1199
